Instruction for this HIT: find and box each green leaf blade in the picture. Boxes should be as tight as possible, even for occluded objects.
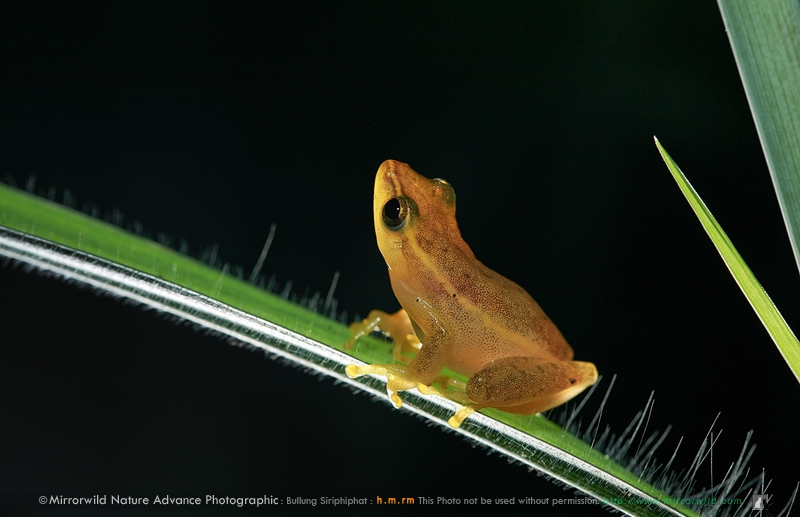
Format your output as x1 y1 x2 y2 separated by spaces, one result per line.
656 138 800 384
1 181 704 517
718 0 800 275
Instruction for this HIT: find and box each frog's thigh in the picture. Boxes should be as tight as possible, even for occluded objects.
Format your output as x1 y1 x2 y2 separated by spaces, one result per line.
466 357 598 415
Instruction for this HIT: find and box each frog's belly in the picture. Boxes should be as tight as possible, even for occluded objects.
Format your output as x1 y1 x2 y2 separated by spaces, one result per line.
446 329 555 377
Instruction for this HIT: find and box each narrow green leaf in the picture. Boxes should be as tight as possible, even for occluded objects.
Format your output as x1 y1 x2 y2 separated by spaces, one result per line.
656 138 800 384
1 182 705 517
717 0 800 275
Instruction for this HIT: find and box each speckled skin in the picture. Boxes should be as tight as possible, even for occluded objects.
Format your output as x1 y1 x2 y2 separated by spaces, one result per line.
346 160 598 427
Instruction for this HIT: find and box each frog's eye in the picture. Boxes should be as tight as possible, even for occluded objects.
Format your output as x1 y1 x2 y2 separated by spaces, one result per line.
383 196 409 231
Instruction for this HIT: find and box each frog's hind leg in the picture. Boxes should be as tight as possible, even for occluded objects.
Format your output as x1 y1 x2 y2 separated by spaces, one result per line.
432 374 466 392
458 357 598 426
344 309 421 362
415 379 476 427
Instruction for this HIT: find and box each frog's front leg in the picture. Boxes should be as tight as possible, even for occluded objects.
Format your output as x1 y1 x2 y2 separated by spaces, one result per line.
346 327 456 409
448 357 598 427
343 309 421 362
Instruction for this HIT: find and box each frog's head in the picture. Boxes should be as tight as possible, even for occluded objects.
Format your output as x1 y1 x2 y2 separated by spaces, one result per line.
373 160 469 271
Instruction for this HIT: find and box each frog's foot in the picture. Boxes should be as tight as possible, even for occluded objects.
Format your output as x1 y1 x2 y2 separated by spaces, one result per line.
345 363 420 408
343 311 384 351
416 382 479 428
346 363 480 426
447 404 486 429
344 310 421 364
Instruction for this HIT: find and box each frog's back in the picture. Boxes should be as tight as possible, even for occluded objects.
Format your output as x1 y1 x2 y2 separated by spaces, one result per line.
429 247 574 375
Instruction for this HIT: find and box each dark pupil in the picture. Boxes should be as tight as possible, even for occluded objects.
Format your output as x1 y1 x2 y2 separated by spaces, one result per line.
383 197 408 229
384 198 401 222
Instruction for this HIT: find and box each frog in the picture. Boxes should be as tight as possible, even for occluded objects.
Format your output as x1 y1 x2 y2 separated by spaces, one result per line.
344 160 598 428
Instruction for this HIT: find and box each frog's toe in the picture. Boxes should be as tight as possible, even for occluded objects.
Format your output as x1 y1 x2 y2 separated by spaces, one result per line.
344 364 363 378
448 405 479 428
414 383 478 427
387 389 404 408
343 318 379 351
345 363 418 408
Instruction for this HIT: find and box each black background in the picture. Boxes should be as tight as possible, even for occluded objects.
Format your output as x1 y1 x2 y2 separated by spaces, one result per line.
2 2 799 515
